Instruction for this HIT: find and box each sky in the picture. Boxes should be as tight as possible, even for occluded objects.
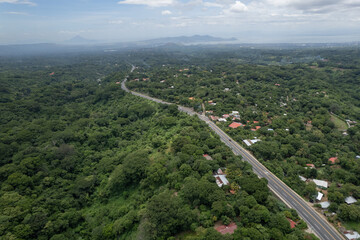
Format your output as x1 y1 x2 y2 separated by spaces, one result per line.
1 0 360 44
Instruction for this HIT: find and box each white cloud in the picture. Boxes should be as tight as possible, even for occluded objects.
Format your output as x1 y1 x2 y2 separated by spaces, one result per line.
161 10 172 15
223 1 248 14
203 2 223 8
118 0 175 7
0 0 36 6
109 20 123 24
4 11 28 15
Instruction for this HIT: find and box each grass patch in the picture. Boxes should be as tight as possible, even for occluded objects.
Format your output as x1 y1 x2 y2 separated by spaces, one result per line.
330 114 348 131
343 221 360 232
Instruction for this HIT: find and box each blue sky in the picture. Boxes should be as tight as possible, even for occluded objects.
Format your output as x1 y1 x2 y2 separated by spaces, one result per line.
1 0 360 44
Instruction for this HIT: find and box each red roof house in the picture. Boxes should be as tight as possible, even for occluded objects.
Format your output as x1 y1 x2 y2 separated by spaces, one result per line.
215 222 237 235
229 122 242 129
49 72 55 76
287 219 297 229
223 114 230 118
253 121 259 124
328 157 338 164
306 164 315 169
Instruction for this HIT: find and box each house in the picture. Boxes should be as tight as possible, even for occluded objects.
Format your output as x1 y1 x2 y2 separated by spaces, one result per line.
231 111 239 115
243 138 261 147
268 128 274 131
345 231 360 240
328 157 338 164
223 114 230 118
217 168 224 175
206 110 214 114
210 115 219 121
215 222 237 235
306 164 315 169
116 82 121 84
313 179 328 189
253 121 259 124
203 154 213 160
275 83 281 86
189 97 195 100
218 118 227 122
214 174 229 187
345 196 357 205
224 88 230 92
316 192 324 201
299 176 307 182
229 122 242 129
356 155 360 159
287 219 297 229
160 80 166 83
320 201 330 209
49 72 55 76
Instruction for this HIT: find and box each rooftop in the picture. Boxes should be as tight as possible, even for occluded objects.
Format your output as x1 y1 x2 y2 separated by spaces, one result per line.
345 196 357 205
229 122 243 129
215 222 237 235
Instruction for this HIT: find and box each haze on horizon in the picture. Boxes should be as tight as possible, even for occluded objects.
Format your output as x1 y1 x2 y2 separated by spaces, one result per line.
1 0 360 45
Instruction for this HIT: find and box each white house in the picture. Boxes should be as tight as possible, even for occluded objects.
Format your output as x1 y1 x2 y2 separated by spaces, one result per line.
243 138 261 147
313 179 328 189
345 196 357 205
218 118 227 122
299 176 307 182
345 231 360 240
316 192 324 201
320 201 330 209
214 174 229 187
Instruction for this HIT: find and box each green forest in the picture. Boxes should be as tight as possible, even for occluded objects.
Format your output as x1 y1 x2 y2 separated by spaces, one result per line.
0 51 319 239
126 46 360 233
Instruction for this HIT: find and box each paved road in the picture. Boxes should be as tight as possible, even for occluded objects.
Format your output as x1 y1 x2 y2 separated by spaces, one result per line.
121 71 345 240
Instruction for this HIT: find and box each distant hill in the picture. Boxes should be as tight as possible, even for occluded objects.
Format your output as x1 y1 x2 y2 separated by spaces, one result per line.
63 35 98 45
141 35 237 45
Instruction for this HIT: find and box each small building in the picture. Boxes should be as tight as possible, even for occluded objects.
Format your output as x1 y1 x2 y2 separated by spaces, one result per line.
210 115 219 121
356 155 360 159
253 121 259 124
224 88 230 92
320 201 330 209
214 174 229 187
218 118 227 122
345 196 357 205
287 219 297 229
316 192 324 201
203 154 213 160
229 122 243 129
328 157 338 164
223 114 230 118
345 231 360 240
299 176 307 182
243 138 261 147
189 97 195 100
268 128 274 131
116 82 121 84
231 111 239 115
306 164 315 169
313 179 328 189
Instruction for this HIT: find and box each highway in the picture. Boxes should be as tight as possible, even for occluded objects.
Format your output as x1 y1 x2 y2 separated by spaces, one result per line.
121 69 345 240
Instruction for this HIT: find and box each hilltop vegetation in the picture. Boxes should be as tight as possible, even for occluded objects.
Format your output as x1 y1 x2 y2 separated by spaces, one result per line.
0 53 317 239
126 46 360 229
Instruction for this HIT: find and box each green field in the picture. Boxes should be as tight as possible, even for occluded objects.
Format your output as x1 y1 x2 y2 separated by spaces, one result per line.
343 221 360 232
330 114 348 131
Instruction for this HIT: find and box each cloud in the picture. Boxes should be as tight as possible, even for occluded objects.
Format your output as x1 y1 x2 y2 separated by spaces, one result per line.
118 0 175 7
0 0 36 6
224 1 248 14
203 2 223 8
109 20 124 24
4 11 28 15
161 10 172 15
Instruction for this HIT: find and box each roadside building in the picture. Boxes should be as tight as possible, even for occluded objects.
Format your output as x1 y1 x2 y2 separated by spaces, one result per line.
313 179 328 189
218 118 227 122
243 138 261 147
320 201 330 209
345 231 360 240
316 192 324 201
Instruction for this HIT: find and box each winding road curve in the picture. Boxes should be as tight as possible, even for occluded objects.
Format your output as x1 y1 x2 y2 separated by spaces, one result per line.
121 66 345 240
